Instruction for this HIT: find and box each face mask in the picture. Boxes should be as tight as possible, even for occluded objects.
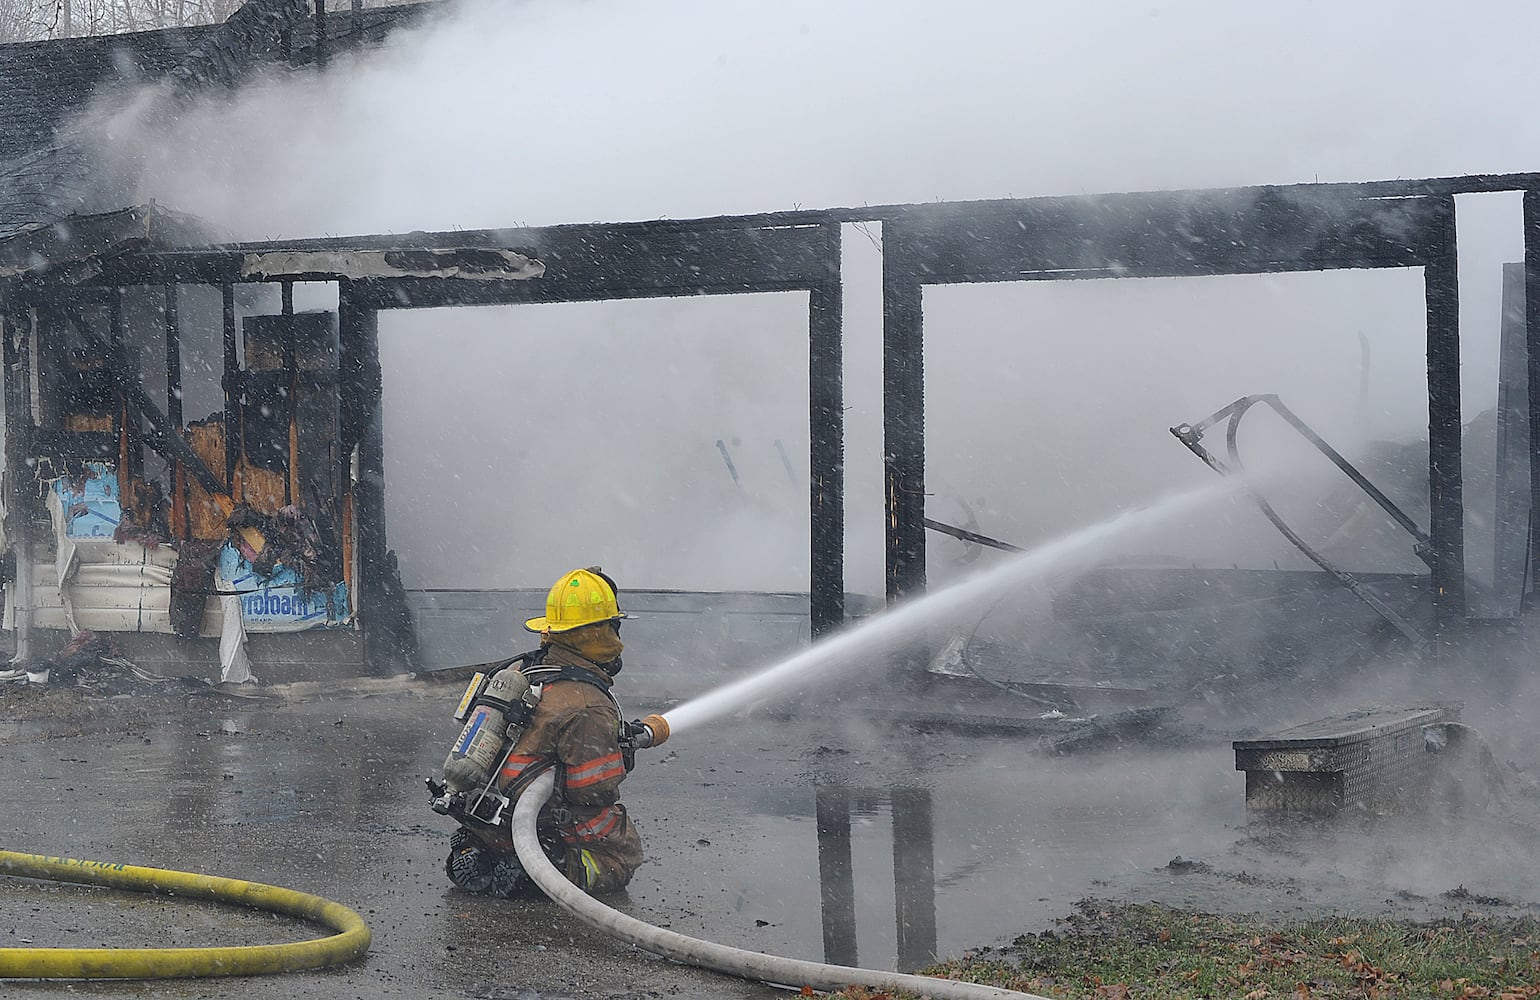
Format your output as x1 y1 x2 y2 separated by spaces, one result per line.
559 623 624 666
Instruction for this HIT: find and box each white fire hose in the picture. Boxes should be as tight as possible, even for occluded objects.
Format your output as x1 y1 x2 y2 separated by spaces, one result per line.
511 770 1050 1000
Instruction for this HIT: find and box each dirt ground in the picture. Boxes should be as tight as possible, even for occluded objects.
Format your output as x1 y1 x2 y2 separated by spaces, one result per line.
4 673 1540 999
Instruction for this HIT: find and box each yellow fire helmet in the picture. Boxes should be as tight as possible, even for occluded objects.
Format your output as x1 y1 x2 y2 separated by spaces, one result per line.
525 567 628 634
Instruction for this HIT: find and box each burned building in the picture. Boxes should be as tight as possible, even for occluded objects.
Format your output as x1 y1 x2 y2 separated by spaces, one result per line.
0 0 455 679
3 0 1539 693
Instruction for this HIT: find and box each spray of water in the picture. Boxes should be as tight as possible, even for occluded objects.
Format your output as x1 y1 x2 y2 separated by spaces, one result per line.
662 479 1243 736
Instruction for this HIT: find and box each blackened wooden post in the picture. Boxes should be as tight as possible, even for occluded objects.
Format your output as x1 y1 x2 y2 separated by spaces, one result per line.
109 287 125 404
164 284 184 538
11 302 38 531
164 285 181 428
359 312 386 616
1524 190 1540 607
340 286 393 669
1 305 23 532
222 282 238 490
1424 196 1464 625
882 223 926 603
809 222 845 637
281 280 296 506
108 287 123 352
315 0 328 70
814 785 858 967
109 286 144 482
109 287 125 430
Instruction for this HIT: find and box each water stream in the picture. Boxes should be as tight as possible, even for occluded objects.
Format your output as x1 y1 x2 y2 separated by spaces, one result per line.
663 480 1240 736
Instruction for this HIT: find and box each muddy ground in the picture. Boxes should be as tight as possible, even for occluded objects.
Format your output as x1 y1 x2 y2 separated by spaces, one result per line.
3 672 1540 999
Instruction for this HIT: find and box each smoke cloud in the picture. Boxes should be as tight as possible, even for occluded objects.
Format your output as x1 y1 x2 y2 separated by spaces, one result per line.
91 0 1539 593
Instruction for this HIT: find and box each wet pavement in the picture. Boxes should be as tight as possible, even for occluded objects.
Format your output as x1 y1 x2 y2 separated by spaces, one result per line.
3 677 1539 998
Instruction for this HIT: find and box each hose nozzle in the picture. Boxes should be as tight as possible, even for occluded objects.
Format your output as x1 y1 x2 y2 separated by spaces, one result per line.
635 714 669 748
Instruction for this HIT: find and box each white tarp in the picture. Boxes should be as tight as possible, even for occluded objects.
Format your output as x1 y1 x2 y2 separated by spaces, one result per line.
218 592 256 684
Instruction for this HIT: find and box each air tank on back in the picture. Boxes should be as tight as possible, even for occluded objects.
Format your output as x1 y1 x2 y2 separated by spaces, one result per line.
442 667 540 793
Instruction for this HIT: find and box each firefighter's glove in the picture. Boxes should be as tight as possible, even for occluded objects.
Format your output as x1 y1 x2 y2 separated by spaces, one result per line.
619 720 648 772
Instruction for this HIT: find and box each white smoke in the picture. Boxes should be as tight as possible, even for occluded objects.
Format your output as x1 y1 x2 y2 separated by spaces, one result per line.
90 0 1536 591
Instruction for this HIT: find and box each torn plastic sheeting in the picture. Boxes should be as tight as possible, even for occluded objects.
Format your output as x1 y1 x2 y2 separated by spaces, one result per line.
42 489 177 634
216 544 349 634
239 248 545 281
51 464 122 540
49 465 127 633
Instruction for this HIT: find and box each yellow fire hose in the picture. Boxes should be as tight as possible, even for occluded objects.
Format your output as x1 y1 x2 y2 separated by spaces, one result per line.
0 850 371 979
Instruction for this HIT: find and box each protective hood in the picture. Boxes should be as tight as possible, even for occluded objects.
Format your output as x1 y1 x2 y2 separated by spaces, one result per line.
543 630 623 679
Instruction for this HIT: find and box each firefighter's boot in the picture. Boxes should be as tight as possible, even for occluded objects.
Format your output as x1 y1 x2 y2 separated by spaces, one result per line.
488 853 529 898
445 827 495 893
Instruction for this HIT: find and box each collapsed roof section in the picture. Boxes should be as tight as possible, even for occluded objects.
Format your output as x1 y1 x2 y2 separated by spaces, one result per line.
0 204 208 280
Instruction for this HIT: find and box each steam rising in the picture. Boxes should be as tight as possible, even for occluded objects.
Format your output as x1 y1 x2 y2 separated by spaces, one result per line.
663 479 1240 735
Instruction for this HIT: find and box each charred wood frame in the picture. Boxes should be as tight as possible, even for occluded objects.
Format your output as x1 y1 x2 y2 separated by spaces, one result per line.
4 171 1539 662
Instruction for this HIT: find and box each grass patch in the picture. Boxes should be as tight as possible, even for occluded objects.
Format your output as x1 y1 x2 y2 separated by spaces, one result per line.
819 902 1540 999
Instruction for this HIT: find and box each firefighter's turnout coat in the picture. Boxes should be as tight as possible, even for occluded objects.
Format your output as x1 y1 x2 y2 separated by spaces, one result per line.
495 645 643 894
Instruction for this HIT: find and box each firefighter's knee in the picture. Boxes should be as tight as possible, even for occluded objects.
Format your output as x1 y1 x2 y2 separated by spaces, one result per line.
565 847 602 890
564 848 631 895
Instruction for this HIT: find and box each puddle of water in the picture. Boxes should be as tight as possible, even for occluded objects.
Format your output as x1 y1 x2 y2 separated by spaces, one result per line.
660 743 1244 971
132 708 446 833
9 688 1249 979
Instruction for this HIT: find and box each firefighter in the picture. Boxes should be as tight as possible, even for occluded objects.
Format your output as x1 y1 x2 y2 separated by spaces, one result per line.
447 567 645 897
